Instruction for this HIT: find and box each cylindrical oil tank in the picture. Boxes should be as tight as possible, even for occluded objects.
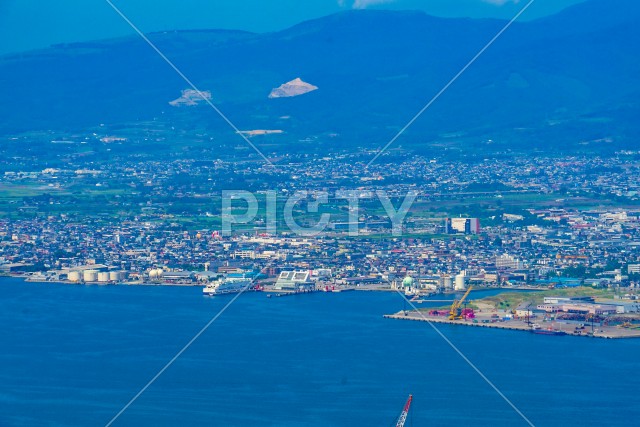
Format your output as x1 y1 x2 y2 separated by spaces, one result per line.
454 273 467 291
68 271 81 282
83 270 98 282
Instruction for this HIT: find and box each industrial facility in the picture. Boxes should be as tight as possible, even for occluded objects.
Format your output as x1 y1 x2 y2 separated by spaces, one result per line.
274 270 315 291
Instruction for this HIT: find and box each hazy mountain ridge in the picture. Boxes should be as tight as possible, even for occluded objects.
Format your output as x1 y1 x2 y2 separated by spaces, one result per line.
0 0 638 150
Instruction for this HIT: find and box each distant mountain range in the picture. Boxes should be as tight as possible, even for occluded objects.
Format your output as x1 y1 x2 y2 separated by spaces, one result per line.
1 0 639 151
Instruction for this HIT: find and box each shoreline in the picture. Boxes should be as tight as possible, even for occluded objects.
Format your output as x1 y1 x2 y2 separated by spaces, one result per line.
2 273 554 292
1 274 202 287
383 312 640 339
4 274 639 339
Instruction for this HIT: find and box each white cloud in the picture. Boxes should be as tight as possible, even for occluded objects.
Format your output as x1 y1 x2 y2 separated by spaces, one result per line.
482 0 521 5
341 0 522 10
350 0 395 9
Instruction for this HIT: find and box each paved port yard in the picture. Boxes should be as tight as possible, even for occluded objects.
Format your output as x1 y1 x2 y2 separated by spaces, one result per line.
384 311 640 339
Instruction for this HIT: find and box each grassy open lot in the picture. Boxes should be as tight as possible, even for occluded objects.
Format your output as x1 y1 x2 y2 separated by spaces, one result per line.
478 287 615 311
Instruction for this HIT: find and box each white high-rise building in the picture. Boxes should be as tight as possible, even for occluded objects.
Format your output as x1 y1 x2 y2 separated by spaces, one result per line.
496 253 524 270
446 218 480 234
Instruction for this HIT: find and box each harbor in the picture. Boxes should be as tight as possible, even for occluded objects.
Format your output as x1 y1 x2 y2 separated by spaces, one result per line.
3 277 640 426
384 311 640 339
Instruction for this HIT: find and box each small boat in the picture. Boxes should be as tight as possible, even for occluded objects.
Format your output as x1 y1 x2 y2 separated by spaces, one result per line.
531 329 566 336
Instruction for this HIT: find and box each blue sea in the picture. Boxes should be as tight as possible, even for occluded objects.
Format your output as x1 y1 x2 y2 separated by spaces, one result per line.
0 277 638 427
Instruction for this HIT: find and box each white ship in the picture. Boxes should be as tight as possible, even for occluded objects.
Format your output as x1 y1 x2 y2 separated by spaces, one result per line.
203 275 253 296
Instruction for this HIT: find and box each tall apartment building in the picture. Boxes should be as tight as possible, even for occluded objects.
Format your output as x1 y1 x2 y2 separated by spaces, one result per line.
446 217 480 234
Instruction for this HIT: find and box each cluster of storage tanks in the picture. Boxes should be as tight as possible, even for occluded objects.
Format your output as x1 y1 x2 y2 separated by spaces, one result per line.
148 268 164 279
67 270 125 283
440 272 467 291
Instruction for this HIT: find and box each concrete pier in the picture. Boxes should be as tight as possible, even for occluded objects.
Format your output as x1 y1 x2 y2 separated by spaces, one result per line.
384 311 640 339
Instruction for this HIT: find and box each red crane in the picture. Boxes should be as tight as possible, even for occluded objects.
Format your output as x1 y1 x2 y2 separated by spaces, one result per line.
395 395 413 427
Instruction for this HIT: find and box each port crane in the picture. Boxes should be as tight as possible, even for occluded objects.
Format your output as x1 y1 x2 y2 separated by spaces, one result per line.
449 286 473 320
395 394 412 427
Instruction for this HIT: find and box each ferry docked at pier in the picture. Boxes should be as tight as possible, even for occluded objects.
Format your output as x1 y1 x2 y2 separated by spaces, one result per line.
531 329 567 336
203 274 254 296
530 323 567 336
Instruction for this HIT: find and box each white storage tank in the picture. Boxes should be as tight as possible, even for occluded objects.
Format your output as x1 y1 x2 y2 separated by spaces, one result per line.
149 268 164 279
68 271 81 283
109 271 123 282
83 270 98 282
98 272 109 282
454 272 467 291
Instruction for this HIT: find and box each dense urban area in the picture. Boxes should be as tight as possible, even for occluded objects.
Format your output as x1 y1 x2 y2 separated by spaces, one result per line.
2 129 640 294
5 133 640 339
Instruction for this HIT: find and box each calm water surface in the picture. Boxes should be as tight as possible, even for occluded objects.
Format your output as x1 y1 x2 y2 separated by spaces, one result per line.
0 278 638 426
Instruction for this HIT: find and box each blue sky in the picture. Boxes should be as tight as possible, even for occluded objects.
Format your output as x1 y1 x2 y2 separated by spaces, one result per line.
0 0 586 55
